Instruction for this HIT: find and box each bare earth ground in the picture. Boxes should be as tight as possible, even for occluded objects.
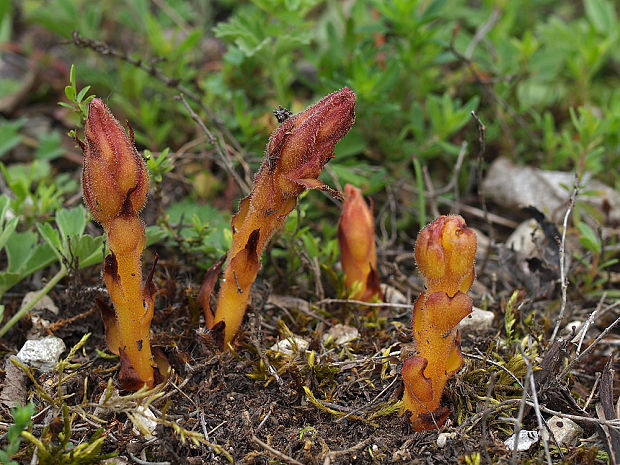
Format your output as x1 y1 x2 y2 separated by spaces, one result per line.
1 199 619 465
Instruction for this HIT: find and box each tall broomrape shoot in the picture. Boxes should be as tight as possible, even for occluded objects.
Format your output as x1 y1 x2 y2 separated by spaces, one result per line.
401 215 476 430
81 98 156 390
204 88 356 345
337 184 382 301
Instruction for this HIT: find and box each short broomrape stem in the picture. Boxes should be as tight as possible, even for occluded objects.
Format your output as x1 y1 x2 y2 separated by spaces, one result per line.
81 98 155 389
206 88 357 345
401 215 477 431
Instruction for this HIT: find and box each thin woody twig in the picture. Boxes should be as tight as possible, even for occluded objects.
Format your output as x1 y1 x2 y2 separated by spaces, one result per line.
465 8 501 59
560 308 620 379
401 185 520 228
576 292 606 355
463 352 524 389
71 32 227 137
242 410 303 465
335 376 400 422
71 31 252 190
176 93 250 194
315 298 412 309
251 435 303 465
422 164 440 218
549 173 579 344
323 437 374 465
471 111 493 276
481 374 497 465
449 29 537 144
520 346 553 465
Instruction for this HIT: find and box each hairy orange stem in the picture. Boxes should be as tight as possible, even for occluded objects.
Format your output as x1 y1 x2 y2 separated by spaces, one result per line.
401 215 476 430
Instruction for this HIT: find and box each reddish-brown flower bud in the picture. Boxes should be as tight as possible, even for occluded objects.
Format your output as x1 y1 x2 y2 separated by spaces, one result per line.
82 98 148 224
267 87 356 197
337 184 382 301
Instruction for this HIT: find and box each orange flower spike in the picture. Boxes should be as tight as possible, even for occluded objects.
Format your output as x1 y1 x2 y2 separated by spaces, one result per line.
209 88 356 345
82 98 154 389
402 215 476 430
415 215 476 296
337 184 382 301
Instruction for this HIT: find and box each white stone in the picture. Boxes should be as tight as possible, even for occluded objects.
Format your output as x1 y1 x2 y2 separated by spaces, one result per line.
21 292 59 315
482 157 620 223
322 324 359 346
381 284 407 304
504 430 539 451
543 416 582 446
437 432 457 448
16 336 65 372
562 320 583 336
269 336 309 356
459 307 495 333
130 405 158 438
506 220 543 255
102 459 130 465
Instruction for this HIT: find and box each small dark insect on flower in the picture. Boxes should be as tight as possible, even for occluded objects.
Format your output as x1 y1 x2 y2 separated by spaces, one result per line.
273 105 293 123
266 106 292 171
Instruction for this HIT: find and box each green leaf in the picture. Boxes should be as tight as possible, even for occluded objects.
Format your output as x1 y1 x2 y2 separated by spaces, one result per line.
146 225 168 247
0 194 17 250
0 216 17 252
37 222 63 260
64 84 76 102
577 222 601 253
0 271 21 298
69 64 76 89
0 230 57 297
56 206 88 238
333 128 366 160
419 0 447 24
584 0 617 34
5 230 38 273
35 131 64 161
76 85 91 103
71 234 105 268
0 118 25 158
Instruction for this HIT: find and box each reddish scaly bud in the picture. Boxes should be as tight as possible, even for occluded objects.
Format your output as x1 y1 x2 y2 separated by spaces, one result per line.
337 184 382 301
266 87 356 197
82 98 148 224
